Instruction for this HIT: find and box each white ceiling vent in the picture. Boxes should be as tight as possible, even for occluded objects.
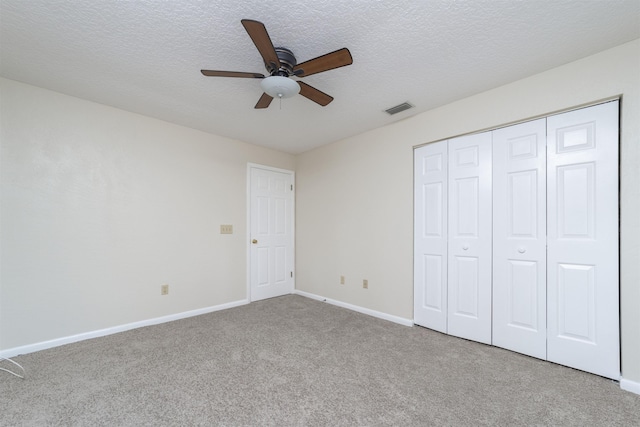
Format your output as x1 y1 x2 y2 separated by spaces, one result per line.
385 102 414 115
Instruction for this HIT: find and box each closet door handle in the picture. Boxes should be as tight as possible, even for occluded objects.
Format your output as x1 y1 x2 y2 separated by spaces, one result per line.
518 247 526 253
462 244 469 250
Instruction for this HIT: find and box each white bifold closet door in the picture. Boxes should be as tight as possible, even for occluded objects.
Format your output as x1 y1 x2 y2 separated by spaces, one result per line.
414 101 618 379
546 101 619 379
414 141 448 333
414 132 492 343
447 133 493 344
492 119 547 359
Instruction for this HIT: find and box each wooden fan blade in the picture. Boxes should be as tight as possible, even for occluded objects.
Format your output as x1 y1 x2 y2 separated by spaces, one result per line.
293 48 353 77
255 93 274 109
298 81 333 106
201 70 265 78
241 19 281 71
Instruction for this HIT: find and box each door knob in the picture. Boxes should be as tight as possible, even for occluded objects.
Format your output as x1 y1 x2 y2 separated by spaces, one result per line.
462 244 469 250
252 239 258 244
518 247 526 253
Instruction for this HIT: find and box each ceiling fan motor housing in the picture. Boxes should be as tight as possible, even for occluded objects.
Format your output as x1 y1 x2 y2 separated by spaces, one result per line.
269 47 297 76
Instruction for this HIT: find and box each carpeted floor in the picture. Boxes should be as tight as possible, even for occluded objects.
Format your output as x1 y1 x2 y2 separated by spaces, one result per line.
1 295 639 426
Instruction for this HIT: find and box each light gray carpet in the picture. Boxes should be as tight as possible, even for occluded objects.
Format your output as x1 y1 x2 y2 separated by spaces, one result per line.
1 295 639 426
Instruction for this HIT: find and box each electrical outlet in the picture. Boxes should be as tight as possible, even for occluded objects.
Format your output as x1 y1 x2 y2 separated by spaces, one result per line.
220 224 233 234
363 279 368 289
340 275 345 285
161 284 169 295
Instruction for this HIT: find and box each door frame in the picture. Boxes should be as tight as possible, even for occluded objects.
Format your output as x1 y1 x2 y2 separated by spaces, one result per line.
246 163 295 302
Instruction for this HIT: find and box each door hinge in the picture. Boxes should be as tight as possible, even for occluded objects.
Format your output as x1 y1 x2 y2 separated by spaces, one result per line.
291 184 293 191
290 271 293 278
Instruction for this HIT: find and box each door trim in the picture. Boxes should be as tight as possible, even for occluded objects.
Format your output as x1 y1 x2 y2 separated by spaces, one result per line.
246 163 295 302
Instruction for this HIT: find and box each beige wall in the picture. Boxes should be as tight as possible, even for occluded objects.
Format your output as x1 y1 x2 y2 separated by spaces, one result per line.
0 78 294 349
296 39 640 382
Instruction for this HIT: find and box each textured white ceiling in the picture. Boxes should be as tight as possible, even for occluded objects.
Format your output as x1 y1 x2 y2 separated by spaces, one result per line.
1 1 639 154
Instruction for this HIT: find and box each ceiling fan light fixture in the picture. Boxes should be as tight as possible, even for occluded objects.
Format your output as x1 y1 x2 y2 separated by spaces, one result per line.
261 76 300 99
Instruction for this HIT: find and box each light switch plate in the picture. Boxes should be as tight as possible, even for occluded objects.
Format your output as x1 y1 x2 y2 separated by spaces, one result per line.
220 224 233 234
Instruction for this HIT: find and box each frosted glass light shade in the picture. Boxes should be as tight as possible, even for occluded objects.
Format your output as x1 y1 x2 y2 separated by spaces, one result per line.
260 76 300 99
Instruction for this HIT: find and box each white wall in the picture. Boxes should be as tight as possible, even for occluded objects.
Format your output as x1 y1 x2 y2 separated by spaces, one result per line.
296 39 640 383
0 78 294 350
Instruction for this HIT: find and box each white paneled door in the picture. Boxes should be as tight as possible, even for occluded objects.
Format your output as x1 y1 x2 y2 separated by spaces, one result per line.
492 119 547 359
414 141 448 333
447 132 493 344
546 101 619 379
414 100 619 379
249 165 294 302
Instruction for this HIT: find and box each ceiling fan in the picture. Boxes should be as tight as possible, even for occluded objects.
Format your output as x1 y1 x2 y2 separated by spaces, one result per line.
201 19 353 109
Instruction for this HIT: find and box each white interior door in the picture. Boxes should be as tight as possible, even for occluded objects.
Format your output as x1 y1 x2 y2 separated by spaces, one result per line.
447 132 492 344
492 119 547 359
414 141 448 333
546 101 619 379
249 165 294 302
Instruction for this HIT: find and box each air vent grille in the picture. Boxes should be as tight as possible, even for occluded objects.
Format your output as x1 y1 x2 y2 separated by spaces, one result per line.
385 102 414 115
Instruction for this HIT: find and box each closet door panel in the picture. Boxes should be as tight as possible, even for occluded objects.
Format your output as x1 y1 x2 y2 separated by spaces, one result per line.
547 101 619 380
414 142 448 332
448 132 492 344
492 119 547 359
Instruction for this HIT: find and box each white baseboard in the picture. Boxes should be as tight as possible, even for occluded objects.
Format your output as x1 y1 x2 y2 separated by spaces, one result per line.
0 299 249 359
620 378 640 395
293 290 413 327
